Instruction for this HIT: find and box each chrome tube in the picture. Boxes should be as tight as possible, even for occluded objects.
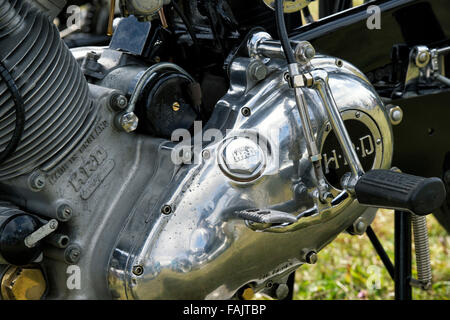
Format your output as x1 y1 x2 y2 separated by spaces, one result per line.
312 70 365 183
289 64 329 200
436 46 450 56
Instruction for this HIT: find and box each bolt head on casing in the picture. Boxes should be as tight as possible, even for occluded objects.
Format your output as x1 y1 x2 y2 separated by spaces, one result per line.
295 41 315 64
110 94 128 110
119 112 139 133
388 105 403 125
248 60 269 81
219 138 266 181
305 251 318 264
65 245 81 264
29 172 46 192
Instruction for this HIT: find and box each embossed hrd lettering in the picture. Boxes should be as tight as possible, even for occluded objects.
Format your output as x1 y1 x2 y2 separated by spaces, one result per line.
69 146 108 192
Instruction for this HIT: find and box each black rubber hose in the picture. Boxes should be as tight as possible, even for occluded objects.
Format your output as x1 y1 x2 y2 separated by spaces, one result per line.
0 61 25 165
275 0 296 64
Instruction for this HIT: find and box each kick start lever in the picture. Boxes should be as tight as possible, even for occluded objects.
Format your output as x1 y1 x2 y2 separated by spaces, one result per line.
354 169 446 215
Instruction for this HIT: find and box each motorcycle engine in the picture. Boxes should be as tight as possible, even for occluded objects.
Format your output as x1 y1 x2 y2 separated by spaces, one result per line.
0 0 393 299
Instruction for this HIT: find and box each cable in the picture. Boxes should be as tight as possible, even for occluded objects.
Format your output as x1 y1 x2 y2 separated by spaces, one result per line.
0 61 25 165
275 0 295 64
172 0 200 52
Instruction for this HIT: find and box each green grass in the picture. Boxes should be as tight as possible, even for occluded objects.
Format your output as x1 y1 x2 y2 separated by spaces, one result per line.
292 0 450 300
293 210 450 300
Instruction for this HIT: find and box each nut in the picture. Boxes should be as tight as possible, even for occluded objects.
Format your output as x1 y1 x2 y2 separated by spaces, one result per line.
118 112 139 133
305 251 318 264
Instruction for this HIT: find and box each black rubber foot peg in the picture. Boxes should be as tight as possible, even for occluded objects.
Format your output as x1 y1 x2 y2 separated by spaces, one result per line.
355 169 446 216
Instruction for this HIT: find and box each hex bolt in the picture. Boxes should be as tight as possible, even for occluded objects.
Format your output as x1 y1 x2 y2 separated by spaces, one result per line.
57 204 73 222
161 204 172 215
29 173 46 191
110 93 128 110
241 107 251 117
249 60 269 81
132 265 144 276
305 251 318 264
117 112 139 133
65 245 81 264
295 41 316 64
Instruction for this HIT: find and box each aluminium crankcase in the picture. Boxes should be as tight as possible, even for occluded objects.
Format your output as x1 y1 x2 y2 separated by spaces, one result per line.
108 55 393 299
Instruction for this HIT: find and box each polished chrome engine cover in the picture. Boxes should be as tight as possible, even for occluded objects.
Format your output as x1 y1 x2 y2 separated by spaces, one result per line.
107 56 393 299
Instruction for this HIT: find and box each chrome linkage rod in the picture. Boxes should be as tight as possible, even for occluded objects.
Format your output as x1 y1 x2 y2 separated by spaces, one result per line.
249 32 364 196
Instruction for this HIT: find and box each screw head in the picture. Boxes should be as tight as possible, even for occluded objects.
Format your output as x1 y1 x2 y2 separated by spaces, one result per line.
241 107 251 117
49 220 58 230
202 150 211 160
29 173 46 191
110 94 128 110
161 205 172 215
355 111 361 118
65 245 81 264
132 265 144 276
119 112 139 133
57 204 73 222
172 102 181 112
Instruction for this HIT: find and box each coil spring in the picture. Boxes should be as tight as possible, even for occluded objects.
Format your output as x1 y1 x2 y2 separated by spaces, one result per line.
412 214 432 290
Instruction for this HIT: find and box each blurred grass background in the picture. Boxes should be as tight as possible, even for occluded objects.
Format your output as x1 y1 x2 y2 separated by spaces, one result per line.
292 1 450 300
293 210 450 300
